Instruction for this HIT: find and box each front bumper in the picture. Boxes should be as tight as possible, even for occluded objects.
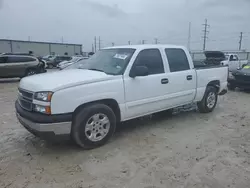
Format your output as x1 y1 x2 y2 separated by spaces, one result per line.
15 101 72 140
228 79 250 89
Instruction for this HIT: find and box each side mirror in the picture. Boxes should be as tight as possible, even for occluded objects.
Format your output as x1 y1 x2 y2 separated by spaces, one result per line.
129 65 149 78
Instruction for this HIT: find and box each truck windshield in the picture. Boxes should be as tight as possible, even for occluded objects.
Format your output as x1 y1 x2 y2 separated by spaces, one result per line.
78 48 136 75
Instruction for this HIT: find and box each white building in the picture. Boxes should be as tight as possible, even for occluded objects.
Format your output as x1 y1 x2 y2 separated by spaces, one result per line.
0 39 82 56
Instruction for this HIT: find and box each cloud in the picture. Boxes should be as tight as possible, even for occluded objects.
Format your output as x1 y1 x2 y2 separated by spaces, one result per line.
0 0 3 9
77 0 127 18
0 0 249 51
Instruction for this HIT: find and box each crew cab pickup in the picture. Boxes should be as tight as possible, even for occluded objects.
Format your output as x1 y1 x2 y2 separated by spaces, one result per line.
221 53 248 71
15 45 228 149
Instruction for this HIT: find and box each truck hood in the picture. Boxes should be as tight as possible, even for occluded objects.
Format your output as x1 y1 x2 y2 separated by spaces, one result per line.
19 69 115 92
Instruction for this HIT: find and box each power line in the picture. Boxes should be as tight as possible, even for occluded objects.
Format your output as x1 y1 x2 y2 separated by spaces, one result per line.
154 38 158 44
94 36 97 53
202 19 209 51
98 36 101 50
187 22 191 51
239 32 243 51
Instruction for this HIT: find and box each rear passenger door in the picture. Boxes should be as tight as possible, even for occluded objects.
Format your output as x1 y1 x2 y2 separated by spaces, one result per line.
164 48 196 106
6 56 37 77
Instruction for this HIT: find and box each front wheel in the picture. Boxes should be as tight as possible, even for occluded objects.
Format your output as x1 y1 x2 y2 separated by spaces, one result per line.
48 64 53 69
71 104 116 149
197 86 218 113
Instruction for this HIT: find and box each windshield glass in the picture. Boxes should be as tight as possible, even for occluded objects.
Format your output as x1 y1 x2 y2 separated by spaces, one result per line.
77 48 135 75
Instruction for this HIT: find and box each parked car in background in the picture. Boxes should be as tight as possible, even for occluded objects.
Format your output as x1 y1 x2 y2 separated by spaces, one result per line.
193 51 226 67
46 56 72 69
228 63 250 90
61 57 88 70
221 54 248 71
42 55 55 61
58 57 89 70
15 45 228 149
0 54 46 78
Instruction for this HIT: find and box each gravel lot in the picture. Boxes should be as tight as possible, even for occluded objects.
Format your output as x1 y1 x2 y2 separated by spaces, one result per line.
1 79 250 188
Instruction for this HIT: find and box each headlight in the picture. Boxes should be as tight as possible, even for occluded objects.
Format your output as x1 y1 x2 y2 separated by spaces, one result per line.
228 72 235 79
34 92 53 102
34 104 51 114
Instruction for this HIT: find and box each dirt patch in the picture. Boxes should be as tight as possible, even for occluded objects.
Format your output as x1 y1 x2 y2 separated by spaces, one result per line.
0 82 250 188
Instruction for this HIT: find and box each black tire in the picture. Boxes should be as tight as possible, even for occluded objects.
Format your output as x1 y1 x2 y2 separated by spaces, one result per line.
71 104 116 149
228 83 236 91
197 86 218 113
48 64 53 69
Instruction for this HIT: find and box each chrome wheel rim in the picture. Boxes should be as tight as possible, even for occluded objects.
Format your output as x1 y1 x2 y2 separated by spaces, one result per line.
85 113 110 142
207 92 216 109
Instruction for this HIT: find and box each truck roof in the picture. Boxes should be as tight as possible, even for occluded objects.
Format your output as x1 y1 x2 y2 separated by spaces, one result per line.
104 44 186 50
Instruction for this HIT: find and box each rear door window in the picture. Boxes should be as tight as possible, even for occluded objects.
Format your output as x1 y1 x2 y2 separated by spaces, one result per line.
165 48 190 72
0 56 7 63
7 56 36 63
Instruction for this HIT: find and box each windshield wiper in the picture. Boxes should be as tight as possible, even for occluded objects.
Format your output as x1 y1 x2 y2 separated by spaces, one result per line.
88 68 105 73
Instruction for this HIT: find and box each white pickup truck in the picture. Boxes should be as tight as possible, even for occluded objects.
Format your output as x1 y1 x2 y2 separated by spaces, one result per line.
16 45 228 149
221 54 248 71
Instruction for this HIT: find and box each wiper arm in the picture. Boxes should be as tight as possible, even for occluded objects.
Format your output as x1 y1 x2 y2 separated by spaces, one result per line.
88 68 105 73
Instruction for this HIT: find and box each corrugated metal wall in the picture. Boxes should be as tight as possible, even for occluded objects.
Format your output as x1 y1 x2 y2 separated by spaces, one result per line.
0 40 11 53
0 40 82 56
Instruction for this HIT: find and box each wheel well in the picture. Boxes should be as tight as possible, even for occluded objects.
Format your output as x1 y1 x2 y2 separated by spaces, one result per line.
73 99 121 122
207 80 220 93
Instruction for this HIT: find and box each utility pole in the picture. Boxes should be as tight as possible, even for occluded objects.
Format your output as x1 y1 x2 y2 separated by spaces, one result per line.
112 42 115 46
128 41 131 45
202 19 209 51
28 36 31 41
154 38 158 44
94 36 97 53
142 40 145 44
239 32 243 51
61 36 64 43
98 36 101 50
187 22 191 51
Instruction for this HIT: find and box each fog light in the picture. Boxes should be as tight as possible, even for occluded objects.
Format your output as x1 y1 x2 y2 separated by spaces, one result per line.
34 105 51 114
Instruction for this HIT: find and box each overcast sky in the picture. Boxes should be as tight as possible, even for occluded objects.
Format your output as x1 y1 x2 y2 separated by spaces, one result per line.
0 0 250 51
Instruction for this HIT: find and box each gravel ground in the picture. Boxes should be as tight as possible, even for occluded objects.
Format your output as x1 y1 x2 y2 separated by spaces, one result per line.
0 79 250 188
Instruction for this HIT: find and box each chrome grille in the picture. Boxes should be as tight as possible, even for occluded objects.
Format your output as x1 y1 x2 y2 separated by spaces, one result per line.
18 88 34 111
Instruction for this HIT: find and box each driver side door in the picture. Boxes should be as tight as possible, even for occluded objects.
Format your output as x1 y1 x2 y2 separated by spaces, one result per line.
123 48 170 119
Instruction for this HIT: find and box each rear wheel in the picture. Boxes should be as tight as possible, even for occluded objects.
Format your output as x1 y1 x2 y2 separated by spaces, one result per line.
71 104 116 149
25 69 36 77
197 86 218 113
228 83 236 91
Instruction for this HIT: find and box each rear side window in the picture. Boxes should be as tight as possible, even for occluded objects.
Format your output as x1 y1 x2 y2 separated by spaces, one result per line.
0 57 7 63
133 49 164 75
165 48 190 72
7 56 36 63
